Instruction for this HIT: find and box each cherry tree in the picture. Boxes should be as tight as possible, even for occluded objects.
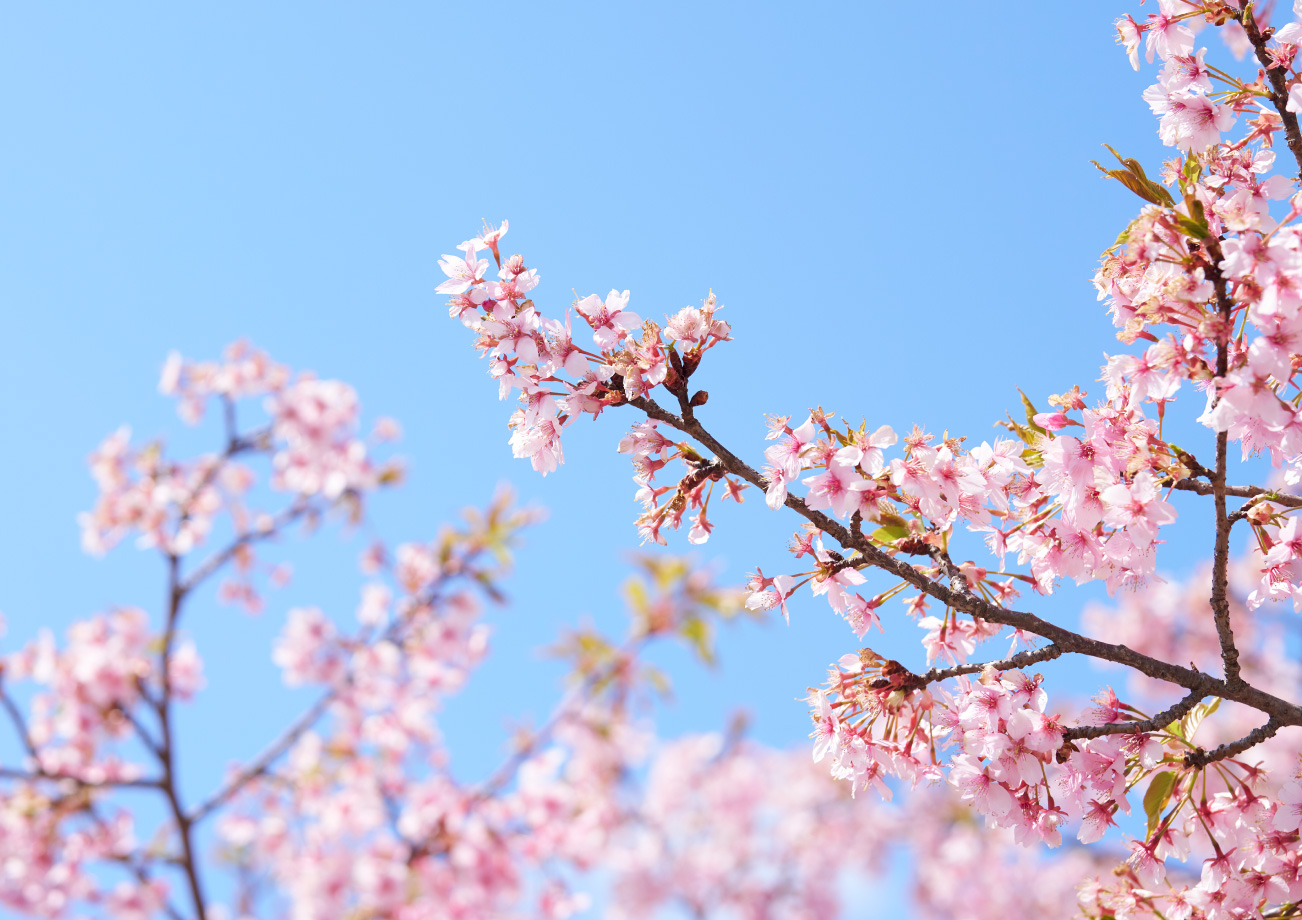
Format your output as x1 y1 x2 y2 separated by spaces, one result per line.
442 1 1302 915
7 340 1100 920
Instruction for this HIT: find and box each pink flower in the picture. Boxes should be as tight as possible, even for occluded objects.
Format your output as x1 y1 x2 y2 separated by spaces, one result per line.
810 692 841 763
1078 798 1117 844
1116 15 1142 70
574 289 643 350
1128 840 1167 889
1145 1 1194 63
1100 471 1177 548
802 446 874 519
1275 781 1302 831
851 424 897 475
949 754 1014 817
463 218 508 262
687 509 713 544
273 607 342 686
745 570 797 623
436 248 489 295
168 640 205 700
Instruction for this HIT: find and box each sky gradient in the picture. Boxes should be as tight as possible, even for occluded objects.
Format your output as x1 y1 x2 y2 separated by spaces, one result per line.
0 3 1240 916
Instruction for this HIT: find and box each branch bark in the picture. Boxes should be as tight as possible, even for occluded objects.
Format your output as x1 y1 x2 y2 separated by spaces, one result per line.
1170 477 1302 509
1062 691 1203 742
624 396 1302 735
1238 8 1302 178
882 644 1065 691
1183 717 1283 768
1203 241 1244 689
188 689 335 826
157 553 208 920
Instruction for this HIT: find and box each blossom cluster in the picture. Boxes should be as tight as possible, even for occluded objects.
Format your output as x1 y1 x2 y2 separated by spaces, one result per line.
13 346 1018 920
434 0 1302 913
83 341 400 560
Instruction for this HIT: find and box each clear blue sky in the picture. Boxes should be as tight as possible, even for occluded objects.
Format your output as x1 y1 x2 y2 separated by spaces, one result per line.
0 3 1237 917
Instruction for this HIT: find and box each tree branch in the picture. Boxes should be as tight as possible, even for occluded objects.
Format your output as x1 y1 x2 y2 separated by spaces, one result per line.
85 800 187 920
878 644 1066 692
1062 691 1203 742
1204 242 1245 689
1237 8 1302 178
623 396 1302 737
179 499 312 596
188 689 335 825
1170 477 1302 509
156 553 208 920
0 686 37 760
1183 717 1283 768
0 766 163 790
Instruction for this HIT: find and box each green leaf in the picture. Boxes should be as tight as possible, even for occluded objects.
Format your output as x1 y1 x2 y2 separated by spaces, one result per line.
1103 221 1134 257
679 616 716 666
1180 697 1221 743
623 578 649 616
1018 389 1048 437
642 665 673 698
998 415 1034 447
1091 145 1176 208
871 523 910 544
676 443 707 464
1174 214 1210 241
1143 771 1177 839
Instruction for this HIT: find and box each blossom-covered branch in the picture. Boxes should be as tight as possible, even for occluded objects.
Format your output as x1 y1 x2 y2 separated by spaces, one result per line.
440 2 1302 910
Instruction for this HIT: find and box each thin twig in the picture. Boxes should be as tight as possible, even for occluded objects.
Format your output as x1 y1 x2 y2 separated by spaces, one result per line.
1062 691 1204 742
0 766 163 790
179 500 312 596
1237 8 1302 177
877 644 1065 692
0 687 37 759
188 690 335 825
155 553 208 920
1184 717 1283 768
1202 240 1244 689
1170 478 1302 509
623 396 1302 736
86 801 187 920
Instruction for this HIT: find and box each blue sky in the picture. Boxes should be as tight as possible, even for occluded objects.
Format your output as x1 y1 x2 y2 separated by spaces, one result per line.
0 3 1249 917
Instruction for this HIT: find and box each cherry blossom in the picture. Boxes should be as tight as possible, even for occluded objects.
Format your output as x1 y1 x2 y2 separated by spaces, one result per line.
435 1 1302 911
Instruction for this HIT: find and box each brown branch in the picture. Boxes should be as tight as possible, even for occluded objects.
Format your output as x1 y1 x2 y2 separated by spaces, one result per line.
0 766 163 790
1237 8 1302 178
156 553 208 920
85 801 187 920
928 546 977 600
120 705 165 760
4 655 185 917
179 499 312 596
883 643 1065 691
922 643 1065 683
191 525 522 833
188 689 335 825
1170 478 1302 509
1203 242 1245 689
1062 691 1203 742
408 636 650 866
0 686 37 759
623 396 1302 737
1183 717 1283 768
